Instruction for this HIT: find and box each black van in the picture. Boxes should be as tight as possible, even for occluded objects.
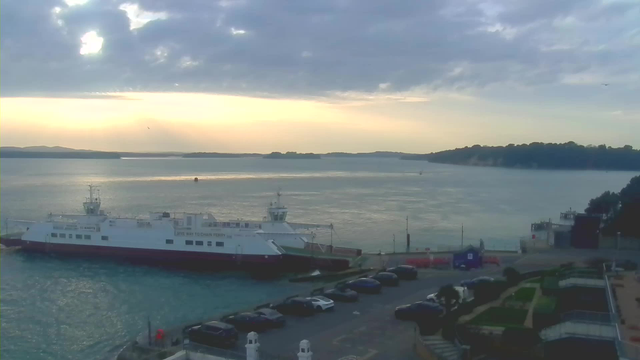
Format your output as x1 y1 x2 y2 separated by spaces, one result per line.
187 321 238 348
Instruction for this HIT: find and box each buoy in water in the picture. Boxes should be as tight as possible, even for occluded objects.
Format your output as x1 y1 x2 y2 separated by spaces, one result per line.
194 177 199 182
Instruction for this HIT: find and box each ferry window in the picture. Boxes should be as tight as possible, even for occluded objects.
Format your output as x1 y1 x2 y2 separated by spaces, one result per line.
236 222 240 228
245 223 250 228
76 234 82 239
216 241 224 247
207 241 212 246
259 224 262 229
101 235 109 241
185 240 193 245
195 240 203 246
84 235 91 240
186 217 192 226
51 233 58 237
166 239 173 244
60 234 66 238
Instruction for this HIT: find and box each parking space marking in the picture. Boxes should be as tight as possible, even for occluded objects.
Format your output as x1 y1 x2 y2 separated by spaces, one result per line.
332 334 348 345
360 348 379 360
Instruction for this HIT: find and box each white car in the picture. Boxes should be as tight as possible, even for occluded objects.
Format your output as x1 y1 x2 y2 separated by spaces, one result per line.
307 296 335 311
426 286 469 306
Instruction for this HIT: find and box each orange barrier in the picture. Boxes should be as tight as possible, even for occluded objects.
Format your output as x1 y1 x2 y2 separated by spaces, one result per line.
483 256 501 266
432 257 451 267
406 258 431 268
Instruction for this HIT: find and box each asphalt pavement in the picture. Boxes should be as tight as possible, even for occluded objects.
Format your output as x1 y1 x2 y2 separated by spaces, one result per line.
215 249 640 360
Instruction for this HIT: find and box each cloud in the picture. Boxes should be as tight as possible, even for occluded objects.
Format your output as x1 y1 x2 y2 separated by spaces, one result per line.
1 0 639 101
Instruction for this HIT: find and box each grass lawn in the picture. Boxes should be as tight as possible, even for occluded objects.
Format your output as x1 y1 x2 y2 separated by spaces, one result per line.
533 295 557 314
512 287 536 302
468 307 529 327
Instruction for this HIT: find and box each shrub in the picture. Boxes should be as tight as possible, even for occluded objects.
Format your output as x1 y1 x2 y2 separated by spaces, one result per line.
474 280 509 304
503 267 521 285
585 256 610 269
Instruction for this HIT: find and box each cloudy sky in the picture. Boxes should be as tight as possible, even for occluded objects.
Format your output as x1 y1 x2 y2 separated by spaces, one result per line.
1 0 638 152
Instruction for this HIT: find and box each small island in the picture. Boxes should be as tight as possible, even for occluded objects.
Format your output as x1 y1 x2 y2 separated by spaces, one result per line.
183 152 261 158
402 142 640 171
263 152 321 159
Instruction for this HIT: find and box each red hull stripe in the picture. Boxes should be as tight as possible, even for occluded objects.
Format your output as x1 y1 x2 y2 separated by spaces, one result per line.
17 240 282 265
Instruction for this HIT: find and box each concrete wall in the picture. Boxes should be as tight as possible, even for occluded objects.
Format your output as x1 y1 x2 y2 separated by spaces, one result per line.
599 236 640 251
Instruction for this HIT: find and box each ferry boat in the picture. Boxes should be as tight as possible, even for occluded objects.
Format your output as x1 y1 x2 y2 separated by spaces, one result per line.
1 186 356 271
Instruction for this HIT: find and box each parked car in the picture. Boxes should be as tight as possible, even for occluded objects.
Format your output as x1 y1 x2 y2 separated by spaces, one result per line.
323 287 359 302
370 272 400 286
426 286 469 307
345 278 382 294
395 301 444 321
221 312 272 332
253 308 286 328
272 297 316 316
187 321 238 348
307 296 335 311
460 276 494 290
386 265 418 280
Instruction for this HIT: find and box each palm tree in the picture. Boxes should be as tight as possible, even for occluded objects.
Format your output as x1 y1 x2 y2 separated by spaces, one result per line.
437 284 461 314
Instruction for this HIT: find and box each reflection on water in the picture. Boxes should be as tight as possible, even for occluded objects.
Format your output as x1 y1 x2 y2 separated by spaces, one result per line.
0 157 634 360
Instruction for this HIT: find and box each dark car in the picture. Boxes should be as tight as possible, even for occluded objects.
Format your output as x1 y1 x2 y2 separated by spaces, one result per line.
272 297 316 316
323 287 359 302
386 265 418 280
460 276 494 290
187 321 238 348
370 272 400 286
221 312 272 332
345 278 382 294
395 301 444 321
253 308 286 328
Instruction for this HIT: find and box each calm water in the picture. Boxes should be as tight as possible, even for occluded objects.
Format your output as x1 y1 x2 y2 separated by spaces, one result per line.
1 158 636 360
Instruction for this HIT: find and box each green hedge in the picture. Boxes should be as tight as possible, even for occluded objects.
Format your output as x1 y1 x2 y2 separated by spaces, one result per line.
468 307 528 327
541 276 559 295
533 295 557 314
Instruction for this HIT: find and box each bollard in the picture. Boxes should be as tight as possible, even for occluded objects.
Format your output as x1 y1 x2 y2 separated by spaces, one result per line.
246 332 259 360
298 339 312 360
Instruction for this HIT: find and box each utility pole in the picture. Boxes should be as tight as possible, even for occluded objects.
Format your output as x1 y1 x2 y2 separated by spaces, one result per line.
406 216 410 252
393 234 396 254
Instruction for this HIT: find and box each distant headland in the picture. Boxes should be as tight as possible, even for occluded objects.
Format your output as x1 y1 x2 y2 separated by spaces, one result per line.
401 142 640 171
263 152 321 159
3 143 639 171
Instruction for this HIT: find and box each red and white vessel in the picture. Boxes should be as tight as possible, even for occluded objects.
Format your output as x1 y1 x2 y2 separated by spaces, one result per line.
3 186 345 271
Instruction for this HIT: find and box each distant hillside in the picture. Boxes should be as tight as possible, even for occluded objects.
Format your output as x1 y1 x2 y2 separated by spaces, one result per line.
402 142 640 171
264 152 321 159
324 151 411 158
0 151 120 159
0 146 93 152
183 152 261 158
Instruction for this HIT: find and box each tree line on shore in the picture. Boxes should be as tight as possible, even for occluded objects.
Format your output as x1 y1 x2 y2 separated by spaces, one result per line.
402 142 640 171
585 175 640 237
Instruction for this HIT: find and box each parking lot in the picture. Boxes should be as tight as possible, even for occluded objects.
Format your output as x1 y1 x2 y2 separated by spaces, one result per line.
201 267 507 359
187 249 640 359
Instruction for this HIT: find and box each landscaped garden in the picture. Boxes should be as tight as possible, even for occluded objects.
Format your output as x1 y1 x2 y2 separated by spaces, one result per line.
467 307 529 328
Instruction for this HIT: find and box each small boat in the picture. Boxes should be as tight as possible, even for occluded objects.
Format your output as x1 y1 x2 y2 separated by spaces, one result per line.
194 177 199 182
